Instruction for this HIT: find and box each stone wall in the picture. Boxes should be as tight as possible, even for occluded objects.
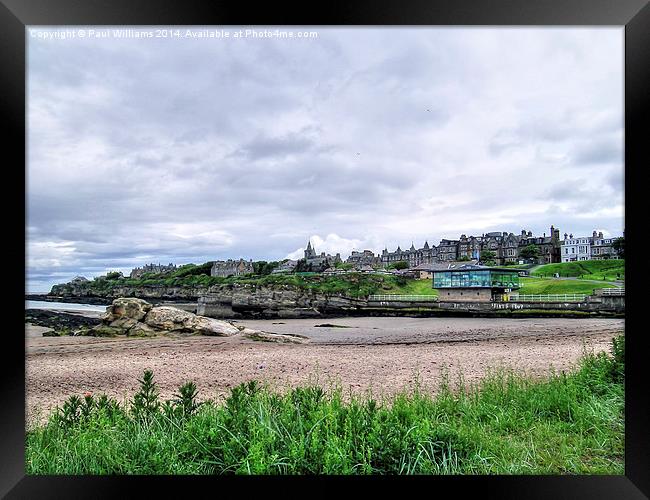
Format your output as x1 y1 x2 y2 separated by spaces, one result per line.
438 288 493 302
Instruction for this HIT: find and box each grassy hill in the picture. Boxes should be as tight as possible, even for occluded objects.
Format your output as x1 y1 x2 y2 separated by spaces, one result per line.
531 260 624 281
517 277 620 295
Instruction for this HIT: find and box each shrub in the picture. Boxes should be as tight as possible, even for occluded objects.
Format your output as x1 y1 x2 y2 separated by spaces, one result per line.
132 370 160 420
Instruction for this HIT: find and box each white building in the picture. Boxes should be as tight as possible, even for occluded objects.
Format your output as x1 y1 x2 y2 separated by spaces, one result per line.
560 233 592 262
560 231 621 262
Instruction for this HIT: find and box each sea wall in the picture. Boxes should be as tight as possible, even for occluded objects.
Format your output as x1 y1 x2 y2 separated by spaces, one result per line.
197 291 624 319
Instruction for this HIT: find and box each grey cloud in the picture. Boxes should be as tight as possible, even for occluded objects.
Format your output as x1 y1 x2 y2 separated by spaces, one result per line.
26 28 624 292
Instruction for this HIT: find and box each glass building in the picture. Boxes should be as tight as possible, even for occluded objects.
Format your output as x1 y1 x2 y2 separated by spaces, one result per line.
432 268 520 290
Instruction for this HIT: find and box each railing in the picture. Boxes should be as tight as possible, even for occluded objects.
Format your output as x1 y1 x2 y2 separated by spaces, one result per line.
508 294 587 302
367 294 439 302
601 288 625 296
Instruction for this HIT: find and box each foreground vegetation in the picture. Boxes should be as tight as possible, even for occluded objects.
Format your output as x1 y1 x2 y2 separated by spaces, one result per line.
26 336 624 474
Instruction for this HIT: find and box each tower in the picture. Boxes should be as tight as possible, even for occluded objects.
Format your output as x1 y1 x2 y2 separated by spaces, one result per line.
304 240 316 259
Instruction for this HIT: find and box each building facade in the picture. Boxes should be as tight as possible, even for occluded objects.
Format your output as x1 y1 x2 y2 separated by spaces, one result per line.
303 241 342 271
432 266 521 302
346 250 381 268
130 263 177 279
210 259 254 277
380 241 438 268
561 230 621 262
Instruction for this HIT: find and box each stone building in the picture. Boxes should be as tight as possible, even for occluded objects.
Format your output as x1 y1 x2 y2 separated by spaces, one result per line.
210 258 254 277
130 263 177 279
346 250 381 268
517 225 561 264
591 232 621 260
271 259 298 274
480 232 505 261
380 241 438 268
303 241 341 271
437 239 460 261
458 235 483 260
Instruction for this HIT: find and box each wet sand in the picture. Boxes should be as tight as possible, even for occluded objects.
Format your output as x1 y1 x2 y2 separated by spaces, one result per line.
26 317 624 427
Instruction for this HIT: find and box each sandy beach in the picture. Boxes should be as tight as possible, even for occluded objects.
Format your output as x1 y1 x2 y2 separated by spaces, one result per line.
26 316 624 427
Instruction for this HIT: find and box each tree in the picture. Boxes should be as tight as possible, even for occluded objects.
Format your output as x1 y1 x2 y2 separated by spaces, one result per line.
457 255 471 261
480 250 497 266
388 261 409 270
519 244 540 261
612 237 625 259
253 261 279 275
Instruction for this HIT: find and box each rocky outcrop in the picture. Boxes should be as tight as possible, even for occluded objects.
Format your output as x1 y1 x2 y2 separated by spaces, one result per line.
49 279 369 319
25 309 101 336
89 298 309 341
197 286 366 319
50 282 208 301
90 298 239 337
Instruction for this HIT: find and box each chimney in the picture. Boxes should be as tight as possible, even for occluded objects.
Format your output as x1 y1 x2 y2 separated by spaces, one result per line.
570 233 573 238
599 232 603 238
564 233 568 240
593 231 597 238
521 229 526 236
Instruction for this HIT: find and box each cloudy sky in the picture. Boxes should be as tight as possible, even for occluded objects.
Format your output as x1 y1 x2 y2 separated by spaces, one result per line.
27 27 624 292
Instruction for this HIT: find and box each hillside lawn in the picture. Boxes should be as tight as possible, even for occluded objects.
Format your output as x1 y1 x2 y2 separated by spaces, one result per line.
531 260 624 282
517 277 621 295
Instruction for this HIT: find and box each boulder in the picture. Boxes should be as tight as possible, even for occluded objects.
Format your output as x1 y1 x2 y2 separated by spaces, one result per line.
143 306 196 332
243 330 310 344
144 306 240 336
189 316 240 336
102 297 152 323
91 297 264 338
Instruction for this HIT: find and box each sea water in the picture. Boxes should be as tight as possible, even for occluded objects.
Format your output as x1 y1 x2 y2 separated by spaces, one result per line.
25 300 107 313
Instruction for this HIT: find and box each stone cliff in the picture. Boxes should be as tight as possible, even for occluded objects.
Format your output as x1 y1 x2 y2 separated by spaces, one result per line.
197 285 366 318
48 281 364 318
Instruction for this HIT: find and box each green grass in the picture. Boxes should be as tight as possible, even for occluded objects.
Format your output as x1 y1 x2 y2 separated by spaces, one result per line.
518 277 620 295
26 336 624 475
383 278 439 296
532 260 624 281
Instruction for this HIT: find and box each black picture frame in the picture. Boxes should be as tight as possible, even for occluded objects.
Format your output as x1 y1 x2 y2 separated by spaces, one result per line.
4 0 647 497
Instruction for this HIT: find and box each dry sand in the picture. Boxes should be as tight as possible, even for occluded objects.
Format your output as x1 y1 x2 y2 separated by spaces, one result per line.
25 317 624 427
